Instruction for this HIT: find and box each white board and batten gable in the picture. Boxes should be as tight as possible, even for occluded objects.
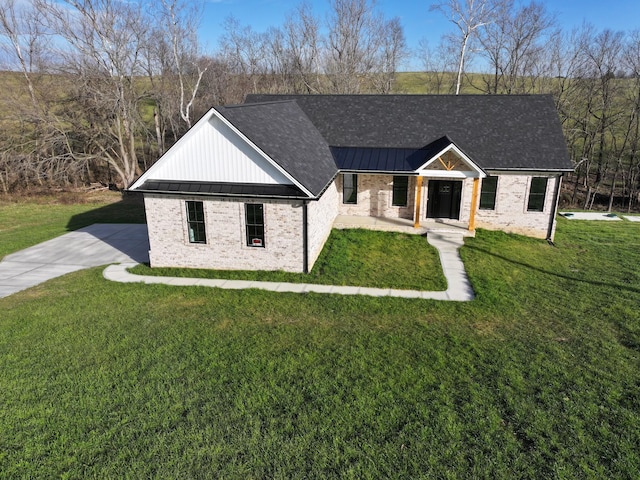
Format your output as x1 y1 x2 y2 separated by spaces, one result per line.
130 109 311 195
417 143 486 179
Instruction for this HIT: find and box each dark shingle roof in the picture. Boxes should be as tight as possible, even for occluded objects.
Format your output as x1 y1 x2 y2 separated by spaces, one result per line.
215 101 338 196
136 180 307 199
244 94 572 171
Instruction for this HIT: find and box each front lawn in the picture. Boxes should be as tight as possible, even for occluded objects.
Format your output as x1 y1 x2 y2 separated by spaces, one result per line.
131 228 448 291
1 202 639 478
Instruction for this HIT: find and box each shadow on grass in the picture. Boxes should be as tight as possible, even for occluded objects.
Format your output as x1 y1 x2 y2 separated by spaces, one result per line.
66 195 146 232
61 194 149 264
465 244 640 295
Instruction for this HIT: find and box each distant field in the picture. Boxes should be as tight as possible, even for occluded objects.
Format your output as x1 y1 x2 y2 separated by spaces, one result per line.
1 198 639 478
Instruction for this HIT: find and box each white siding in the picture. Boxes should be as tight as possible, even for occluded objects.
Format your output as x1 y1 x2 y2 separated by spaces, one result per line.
149 115 292 185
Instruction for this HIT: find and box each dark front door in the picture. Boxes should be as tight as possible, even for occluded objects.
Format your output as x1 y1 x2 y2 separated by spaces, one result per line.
427 180 462 219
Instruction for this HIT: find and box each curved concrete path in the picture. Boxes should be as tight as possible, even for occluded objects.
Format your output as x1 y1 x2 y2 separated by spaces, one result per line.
0 223 474 301
0 224 149 298
104 232 474 302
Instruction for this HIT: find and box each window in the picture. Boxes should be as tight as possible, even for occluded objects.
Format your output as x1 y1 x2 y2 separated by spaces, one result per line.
245 203 265 247
479 176 498 210
186 201 206 244
392 176 409 207
343 174 357 204
527 177 548 212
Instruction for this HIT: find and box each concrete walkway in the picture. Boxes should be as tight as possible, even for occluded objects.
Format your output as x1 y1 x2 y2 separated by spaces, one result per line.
104 232 474 301
0 224 149 298
0 223 474 301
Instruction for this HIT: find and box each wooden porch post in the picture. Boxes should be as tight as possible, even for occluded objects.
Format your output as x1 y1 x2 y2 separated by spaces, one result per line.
468 177 480 232
414 176 423 228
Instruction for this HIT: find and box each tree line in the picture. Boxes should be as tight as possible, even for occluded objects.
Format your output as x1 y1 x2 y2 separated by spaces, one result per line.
1 0 639 211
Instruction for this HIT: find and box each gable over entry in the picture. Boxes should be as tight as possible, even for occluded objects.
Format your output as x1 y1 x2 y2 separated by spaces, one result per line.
417 142 486 179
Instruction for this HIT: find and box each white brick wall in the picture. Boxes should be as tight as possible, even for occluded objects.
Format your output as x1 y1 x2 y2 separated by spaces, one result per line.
336 174 416 219
144 194 305 272
307 181 338 269
142 173 561 275
332 173 559 239
475 174 560 239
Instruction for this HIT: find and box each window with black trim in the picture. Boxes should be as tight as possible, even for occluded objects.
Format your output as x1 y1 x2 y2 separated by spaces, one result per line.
392 176 409 206
479 176 498 210
527 177 548 212
245 203 265 247
186 201 206 244
343 174 357 204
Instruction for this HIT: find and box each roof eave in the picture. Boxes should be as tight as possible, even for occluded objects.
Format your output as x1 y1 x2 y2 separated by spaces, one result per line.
485 167 573 174
338 169 418 175
134 189 312 201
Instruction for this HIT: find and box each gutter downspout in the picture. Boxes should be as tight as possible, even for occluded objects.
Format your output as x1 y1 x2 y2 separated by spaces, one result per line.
546 174 563 244
302 201 309 274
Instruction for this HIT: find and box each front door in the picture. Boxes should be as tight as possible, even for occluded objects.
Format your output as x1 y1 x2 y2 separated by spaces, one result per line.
427 180 462 219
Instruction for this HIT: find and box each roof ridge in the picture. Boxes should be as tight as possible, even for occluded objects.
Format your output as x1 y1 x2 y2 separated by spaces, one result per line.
224 99 299 108
246 93 550 98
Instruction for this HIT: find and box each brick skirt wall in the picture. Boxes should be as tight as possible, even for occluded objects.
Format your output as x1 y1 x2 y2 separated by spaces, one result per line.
475 174 559 239
336 174 415 219
307 181 338 269
144 194 305 272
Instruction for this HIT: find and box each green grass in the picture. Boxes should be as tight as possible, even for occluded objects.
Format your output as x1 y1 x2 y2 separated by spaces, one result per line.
0 192 145 259
1 202 640 478
131 229 447 291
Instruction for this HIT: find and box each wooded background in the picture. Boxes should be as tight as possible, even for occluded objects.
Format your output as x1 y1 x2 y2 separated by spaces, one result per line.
1 0 639 211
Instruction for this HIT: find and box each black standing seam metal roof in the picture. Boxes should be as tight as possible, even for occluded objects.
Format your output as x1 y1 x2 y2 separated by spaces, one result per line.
136 180 307 198
244 94 573 171
330 136 476 172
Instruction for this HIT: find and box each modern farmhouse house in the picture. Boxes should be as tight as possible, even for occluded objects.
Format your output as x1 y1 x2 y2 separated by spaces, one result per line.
129 94 572 273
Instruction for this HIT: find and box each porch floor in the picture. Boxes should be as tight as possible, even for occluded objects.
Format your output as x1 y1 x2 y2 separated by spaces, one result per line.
333 215 475 237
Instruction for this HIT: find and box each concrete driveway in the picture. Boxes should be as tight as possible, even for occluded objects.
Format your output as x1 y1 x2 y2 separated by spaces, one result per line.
0 224 149 299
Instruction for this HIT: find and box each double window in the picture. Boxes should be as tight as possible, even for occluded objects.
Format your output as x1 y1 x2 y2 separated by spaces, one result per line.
343 174 358 204
392 176 409 207
479 176 498 210
527 177 548 212
186 201 206 244
245 203 265 247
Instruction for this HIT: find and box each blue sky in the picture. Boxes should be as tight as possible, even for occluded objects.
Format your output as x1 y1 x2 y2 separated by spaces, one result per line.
200 0 640 69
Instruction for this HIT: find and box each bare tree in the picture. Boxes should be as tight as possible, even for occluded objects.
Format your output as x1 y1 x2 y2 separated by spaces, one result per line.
220 16 270 94
40 0 149 188
283 2 323 93
477 0 555 94
155 0 207 129
220 0 407 96
325 0 381 93
430 0 499 94
324 0 406 94
142 0 208 157
371 17 408 93
0 0 42 110
620 31 640 211
417 38 458 93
